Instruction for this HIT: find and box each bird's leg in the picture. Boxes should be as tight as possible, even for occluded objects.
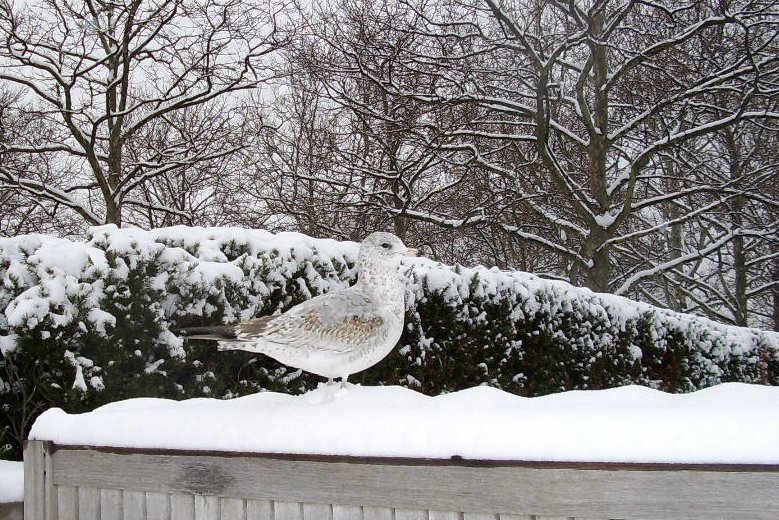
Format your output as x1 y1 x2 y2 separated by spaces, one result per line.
340 376 348 389
327 377 334 386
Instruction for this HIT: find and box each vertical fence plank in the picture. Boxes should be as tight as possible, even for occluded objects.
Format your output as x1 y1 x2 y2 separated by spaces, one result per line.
333 505 362 520
274 501 303 520
146 492 171 520
56 486 78 520
303 503 332 520
498 515 533 520
170 494 195 520
246 499 274 520
23 441 46 520
220 497 246 520
100 489 123 520
429 512 460 520
194 495 219 520
395 510 427 520
123 490 147 520
44 443 57 520
78 487 101 520
362 507 393 520
463 514 497 520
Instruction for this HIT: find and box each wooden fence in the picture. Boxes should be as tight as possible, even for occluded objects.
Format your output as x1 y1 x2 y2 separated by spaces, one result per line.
23 440 779 520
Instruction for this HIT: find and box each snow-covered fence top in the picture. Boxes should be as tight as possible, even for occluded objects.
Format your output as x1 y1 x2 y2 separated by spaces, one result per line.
27 382 779 464
22 383 779 520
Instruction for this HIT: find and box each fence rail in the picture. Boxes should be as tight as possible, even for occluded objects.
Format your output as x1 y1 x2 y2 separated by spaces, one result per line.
23 440 779 520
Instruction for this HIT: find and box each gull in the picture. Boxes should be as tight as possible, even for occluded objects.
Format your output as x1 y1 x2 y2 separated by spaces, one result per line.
179 232 416 385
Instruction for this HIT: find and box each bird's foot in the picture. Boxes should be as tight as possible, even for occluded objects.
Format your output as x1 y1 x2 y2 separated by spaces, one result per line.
317 378 337 389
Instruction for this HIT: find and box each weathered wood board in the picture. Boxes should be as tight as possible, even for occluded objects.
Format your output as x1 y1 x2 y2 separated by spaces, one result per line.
23 441 779 520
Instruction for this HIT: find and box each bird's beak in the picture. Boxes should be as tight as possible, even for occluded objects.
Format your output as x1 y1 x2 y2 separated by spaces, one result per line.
403 247 418 257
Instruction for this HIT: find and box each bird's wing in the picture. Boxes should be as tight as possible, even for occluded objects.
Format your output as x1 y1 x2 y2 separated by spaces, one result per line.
233 290 385 353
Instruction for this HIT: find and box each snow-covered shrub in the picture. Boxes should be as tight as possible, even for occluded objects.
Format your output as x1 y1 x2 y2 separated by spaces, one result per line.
397 265 777 396
0 231 189 459
1 225 777 459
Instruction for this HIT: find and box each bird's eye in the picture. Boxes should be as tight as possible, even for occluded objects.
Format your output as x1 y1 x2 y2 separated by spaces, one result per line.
381 242 392 249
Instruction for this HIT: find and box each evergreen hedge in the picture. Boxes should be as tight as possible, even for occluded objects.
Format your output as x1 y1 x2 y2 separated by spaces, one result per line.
2 225 777 460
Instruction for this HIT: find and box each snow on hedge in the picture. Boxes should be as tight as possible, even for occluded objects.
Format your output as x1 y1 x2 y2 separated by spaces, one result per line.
1 225 776 382
2 225 778 459
1 226 354 354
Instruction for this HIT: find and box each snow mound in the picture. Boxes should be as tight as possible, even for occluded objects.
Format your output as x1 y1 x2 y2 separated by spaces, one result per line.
0 460 23 503
29 383 779 464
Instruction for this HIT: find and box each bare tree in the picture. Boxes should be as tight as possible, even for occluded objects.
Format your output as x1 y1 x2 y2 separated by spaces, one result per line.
669 122 778 329
335 0 778 293
0 0 292 227
255 0 778 328
251 0 510 263
0 84 85 235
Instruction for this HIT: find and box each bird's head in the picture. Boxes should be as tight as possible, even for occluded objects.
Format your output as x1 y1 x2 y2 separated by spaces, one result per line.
359 232 417 267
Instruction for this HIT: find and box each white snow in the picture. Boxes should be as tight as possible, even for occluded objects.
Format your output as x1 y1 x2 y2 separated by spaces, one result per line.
0 460 23 503
594 211 618 228
29 382 779 464
0 333 17 355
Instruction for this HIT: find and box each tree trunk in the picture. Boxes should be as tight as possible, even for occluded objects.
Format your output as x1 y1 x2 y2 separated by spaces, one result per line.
773 246 779 332
725 130 747 326
105 200 122 227
662 157 686 311
732 228 747 326
585 12 610 294
586 227 610 293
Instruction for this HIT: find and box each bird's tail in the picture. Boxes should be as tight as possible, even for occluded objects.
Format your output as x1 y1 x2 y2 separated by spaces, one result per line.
178 325 238 341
